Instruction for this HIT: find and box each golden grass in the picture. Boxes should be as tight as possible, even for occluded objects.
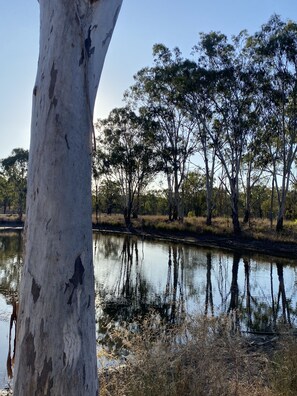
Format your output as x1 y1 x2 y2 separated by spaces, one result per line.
92 214 297 244
98 313 279 396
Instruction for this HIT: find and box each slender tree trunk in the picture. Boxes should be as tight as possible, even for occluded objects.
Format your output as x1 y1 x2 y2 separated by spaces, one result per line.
276 192 287 232
243 162 252 224
230 178 241 235
270 176 275 230
14 1 122 394
172 167 179 221
203 143 215 226
166 173 173 221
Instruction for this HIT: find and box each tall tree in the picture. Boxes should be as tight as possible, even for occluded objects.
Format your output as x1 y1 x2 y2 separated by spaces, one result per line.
182 63 218 225
248 15 297 231
194 31 257 234
14 1 122 394
95 107 157 227
129 44 198 220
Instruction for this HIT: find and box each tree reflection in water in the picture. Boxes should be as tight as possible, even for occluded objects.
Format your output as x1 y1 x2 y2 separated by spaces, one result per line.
0 231 22 305
93 234 297 341
1 232 297 365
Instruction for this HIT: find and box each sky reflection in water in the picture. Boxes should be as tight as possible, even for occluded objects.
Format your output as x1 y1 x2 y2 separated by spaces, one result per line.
0 231 297 387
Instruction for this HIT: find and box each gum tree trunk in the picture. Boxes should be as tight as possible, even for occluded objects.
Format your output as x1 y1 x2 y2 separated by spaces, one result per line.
14 1 122 395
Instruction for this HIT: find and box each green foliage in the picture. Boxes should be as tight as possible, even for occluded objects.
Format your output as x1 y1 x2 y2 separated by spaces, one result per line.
0 148 29 219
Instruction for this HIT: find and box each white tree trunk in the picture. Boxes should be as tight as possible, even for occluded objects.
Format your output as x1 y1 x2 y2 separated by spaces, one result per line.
14 1 122 394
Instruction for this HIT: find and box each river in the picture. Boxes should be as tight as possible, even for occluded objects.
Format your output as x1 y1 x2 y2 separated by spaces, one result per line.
1 230 296 388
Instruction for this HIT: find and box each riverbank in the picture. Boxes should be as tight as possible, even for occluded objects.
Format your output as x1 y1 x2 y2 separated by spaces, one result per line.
1 214 297 259
93 223 297 260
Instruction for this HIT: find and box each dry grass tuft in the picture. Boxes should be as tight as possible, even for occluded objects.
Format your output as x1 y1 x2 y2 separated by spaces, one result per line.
98 313 275 396
270 336 297 396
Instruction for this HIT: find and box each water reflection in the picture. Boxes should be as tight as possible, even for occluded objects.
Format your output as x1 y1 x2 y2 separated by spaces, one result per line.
93 232 297 335
0 231 297 387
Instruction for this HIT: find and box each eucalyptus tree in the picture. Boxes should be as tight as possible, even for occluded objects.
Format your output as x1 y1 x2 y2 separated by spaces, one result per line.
248 15 297 231
1 148 29 220
240 135 266 223
0 174 13 214
193 31 257 234
95 107 157 227
128 44 198 220
181 62 218 225
14 1 123 394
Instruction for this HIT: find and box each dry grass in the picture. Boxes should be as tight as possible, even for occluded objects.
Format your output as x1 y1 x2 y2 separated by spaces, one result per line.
270 336 297 396
92 214 297 244
98 314 276 396
0 214 21 223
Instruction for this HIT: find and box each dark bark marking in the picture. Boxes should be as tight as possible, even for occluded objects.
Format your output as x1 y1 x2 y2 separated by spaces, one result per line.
40 319 46 344
63 352 66 366
36 357 53 396
33 86 38 96
31 278 41 303
46 218 51 230
48 63 57 100
25 330 36 375
87 294 91 308
102 6 121 47
83 364 86 385
90 0 99 3
67 256 85 305
102 28 113 47
79 49 85 66
64 134 70 150
52 96 58 107
85 26 95 58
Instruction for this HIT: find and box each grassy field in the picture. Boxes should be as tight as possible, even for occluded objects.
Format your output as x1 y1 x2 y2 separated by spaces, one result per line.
92 214 297 244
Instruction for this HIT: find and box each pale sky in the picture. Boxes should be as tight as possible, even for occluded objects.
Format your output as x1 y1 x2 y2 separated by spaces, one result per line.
0 0 296 159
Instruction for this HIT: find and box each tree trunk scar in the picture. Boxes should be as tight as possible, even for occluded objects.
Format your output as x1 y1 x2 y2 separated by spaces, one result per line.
31 278 41 303
64 134 70 150
36 357 53 396
48 63 58 100
67 256 85 305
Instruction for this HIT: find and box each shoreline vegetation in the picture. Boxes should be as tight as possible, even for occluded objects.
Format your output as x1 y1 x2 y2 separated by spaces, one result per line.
1 214 297 395
1 214 296 260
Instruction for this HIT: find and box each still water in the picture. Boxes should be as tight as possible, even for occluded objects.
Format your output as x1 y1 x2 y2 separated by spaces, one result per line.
1 231 297 388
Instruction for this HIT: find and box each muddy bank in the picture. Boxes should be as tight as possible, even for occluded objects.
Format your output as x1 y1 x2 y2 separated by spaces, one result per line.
93 223 297 260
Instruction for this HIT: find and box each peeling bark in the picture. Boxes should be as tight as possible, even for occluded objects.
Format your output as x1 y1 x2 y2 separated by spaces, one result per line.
14 0 123 394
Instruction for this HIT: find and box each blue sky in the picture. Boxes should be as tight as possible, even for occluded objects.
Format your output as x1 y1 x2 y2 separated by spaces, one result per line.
0 0 296 159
